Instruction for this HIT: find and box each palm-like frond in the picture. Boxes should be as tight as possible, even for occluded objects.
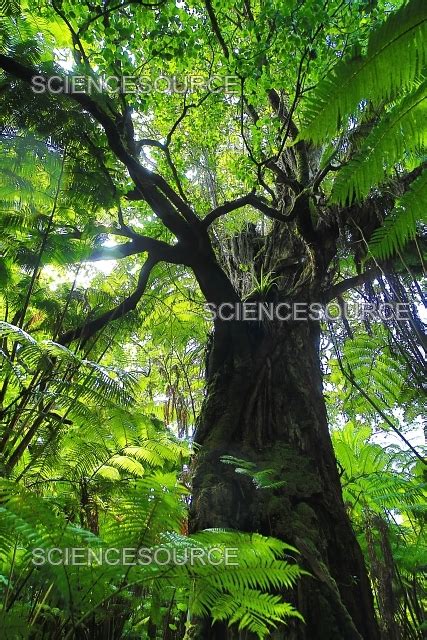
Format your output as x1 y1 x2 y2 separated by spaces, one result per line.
369 168 427 259
0 322 135 410
331 80 427 204
0 478 304 639
301 0 427 143
341 333 407 411
185 530 303 638
332 422 426 518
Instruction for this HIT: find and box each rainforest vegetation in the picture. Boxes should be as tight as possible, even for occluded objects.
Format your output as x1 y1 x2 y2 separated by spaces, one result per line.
0 0 426 637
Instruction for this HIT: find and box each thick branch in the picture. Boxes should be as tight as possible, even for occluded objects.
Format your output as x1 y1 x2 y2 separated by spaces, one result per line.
62 224 139 240
136 138 165 151
324 268 381 302
203 193 290 227
88 236 191 264
59 256 157 345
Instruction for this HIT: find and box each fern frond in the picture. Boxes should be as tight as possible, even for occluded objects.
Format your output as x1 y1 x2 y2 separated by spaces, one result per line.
331 80 427 203
369 168 427 259
109 454 145 477
333 423 426 518
301 0 427 143
210 590 302 638
342 334 407 410
221 455 286 490
185 531 303 638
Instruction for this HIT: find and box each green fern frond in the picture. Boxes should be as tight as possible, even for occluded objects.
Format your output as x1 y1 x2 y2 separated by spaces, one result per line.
333 423 426 518
109 454 145 477
340 332 408 412
369 168 427 259
210 590 302 638
221 455 286 490
301 0 427 143
186 531 303 638
331 80 427 204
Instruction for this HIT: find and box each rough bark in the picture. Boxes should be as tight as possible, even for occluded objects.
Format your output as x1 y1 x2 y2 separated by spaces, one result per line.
189 314 379 639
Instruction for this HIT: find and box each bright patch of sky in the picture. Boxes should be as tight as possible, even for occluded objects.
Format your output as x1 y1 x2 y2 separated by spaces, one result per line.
44 259 117 290
44 238 118 290
53 48 74 71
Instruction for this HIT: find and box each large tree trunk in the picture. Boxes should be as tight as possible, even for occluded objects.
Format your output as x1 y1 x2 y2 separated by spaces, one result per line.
189 316 379 639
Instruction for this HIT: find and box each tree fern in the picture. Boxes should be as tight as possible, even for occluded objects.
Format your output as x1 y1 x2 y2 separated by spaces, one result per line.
185 530 304 638
0 322 136 408
340 332 407 412
208 591 301 638
300 0 427 263
332 422 426 518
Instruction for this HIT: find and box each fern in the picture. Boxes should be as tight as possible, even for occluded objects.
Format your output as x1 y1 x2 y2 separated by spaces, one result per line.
332 422 426 518
0 478 304 639
299 0 427 263
209 591 301 638
369 168 427 259
186 530 304 638
221 455 286 490
340 332 407 412
301 0 427 143
331 80 427 204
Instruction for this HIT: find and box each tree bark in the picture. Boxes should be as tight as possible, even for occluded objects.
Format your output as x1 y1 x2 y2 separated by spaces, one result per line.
189 316 380 639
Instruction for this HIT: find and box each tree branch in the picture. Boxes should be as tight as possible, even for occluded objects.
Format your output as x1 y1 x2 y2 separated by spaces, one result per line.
51 0 90 66
267 89 299 139
324 268 381 302
0 54 198 239
203 192 290 227
268 82 309 185
88 236 191 264
59 256 157 345
265 160 302 193
337 359 426 466
78 0 166 36
136 138 189 204
203 0 230 58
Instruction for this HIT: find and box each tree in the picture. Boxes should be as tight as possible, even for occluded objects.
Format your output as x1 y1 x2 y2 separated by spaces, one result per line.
0 0 426 637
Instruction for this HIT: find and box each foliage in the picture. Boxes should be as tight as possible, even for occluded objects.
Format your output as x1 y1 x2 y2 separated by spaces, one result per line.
332 422 426 638
0 0 426 636
301 0 427 259
0 318 304 638
221 455 286 490
369 169 427 260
